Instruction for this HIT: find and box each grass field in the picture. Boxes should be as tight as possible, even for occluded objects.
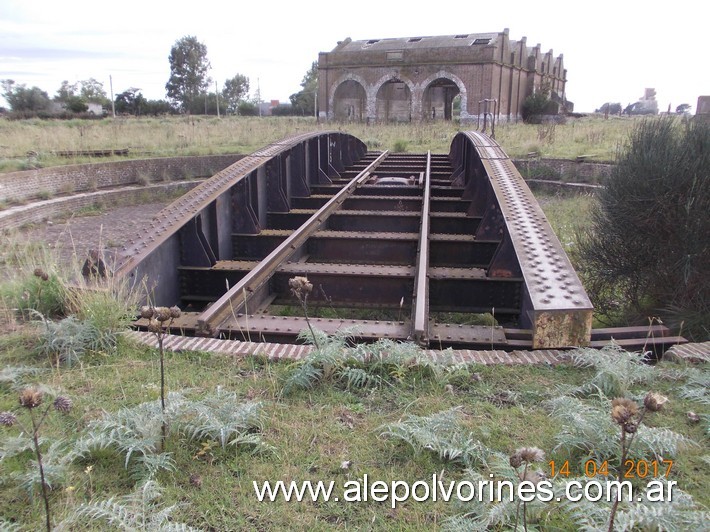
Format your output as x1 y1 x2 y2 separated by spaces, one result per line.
0 114 707 531
0 114 643 173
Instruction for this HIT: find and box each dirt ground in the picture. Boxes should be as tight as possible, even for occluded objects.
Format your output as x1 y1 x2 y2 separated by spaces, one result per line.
19 201 173 270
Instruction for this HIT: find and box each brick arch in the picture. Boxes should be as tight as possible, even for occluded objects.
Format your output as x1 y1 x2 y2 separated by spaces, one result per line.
328 73 369 120
371 73 416 122
418 71 468 121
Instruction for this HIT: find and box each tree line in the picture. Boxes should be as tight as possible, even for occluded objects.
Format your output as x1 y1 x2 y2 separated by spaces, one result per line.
1 36 316 118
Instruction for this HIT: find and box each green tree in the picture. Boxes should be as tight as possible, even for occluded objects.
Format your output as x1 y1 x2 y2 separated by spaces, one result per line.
237 101 258 116
676 103 691 115
289 61 318 116
185 90 226 115
65 95 88 113
165 36 211 112
114 88 147 115
143 99 176 116
55 80 78 104
79 78 109 105
578 118 710 340
1 79 51 113
222 74 249 114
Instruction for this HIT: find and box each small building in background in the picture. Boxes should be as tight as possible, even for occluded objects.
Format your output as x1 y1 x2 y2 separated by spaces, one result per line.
317 29 569 124
696 95 710 123
625 88 659 116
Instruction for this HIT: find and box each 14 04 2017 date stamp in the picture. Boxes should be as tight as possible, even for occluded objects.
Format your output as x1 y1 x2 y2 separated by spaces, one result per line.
549 459 674 479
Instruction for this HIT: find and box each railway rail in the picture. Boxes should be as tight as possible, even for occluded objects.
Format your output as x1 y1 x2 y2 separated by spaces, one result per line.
113 130 684 353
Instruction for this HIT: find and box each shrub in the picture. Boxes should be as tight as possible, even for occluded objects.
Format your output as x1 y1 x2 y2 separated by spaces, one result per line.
392 139 408 152
237 101 258 116
34 313 103 367
521 88 550 124
577 118 710 339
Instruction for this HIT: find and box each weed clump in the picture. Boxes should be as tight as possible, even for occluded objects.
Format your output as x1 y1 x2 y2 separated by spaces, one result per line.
577 118 710 339
1 387 73 531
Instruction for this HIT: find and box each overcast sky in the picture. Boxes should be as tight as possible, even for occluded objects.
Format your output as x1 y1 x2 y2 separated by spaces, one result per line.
0 0 707 113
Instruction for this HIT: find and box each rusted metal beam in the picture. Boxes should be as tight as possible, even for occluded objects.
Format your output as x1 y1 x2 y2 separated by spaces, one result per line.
195 151 390 336
221 315 410 344
411 151 431 344
453 131 593 348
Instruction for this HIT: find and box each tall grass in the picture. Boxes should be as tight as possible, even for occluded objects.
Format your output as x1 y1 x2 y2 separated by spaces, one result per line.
0 114 644 172
0 229 141 365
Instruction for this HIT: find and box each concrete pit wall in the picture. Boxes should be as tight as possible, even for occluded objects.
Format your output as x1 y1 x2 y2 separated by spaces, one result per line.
0 154 242 204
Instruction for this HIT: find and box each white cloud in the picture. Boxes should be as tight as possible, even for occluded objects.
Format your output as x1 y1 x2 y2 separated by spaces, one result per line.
1 0 707 112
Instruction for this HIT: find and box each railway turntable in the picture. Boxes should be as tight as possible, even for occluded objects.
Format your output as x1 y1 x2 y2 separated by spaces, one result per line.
113 130 680 352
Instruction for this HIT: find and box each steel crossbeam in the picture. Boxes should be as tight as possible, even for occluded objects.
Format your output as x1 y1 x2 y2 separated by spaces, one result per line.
195 151 389 335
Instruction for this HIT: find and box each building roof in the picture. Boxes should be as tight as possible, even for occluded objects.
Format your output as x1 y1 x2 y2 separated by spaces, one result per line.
332 32 501 53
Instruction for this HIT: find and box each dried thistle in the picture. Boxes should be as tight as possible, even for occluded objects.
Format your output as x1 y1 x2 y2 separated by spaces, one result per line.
644 392 668 412
169 305 182 319
140 305 155 319
19 388 43 409
288 276 319 350
53 396 73 414
154 307 172 323
611 397 638 425
33 267 45 278
289 276 313 299
509 452 523 468
517 447 545 463
147 318 161 333
0 411 17 427
623 422 637 434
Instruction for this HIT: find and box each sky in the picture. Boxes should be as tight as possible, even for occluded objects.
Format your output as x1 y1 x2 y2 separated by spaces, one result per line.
0 0 707 113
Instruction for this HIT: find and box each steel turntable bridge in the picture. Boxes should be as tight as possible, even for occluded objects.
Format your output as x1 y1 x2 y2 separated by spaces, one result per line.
113 130 678 351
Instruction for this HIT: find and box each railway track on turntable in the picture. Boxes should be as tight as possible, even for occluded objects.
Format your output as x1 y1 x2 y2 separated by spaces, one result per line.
112 130 684 353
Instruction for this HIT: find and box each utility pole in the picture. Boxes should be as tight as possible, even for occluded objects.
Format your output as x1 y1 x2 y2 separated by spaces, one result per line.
215 80 220 118
109 75 116 118
257 78 262 117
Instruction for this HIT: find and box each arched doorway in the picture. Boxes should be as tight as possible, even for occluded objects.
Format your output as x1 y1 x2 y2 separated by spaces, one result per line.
375 80 411 122
423 78 460 121
333 80 366 121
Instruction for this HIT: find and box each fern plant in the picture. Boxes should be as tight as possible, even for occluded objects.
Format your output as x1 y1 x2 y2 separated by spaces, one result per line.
32 311 111 367
281 328 351 395
180 388 271 453
0 388 73 532
74 388 272 478
442 452 553 531
678 366 710 436
559 485 708 531
445 459 709 531
0 366 42 390
545 393 696 469
281 330 453 395
679 366 710 406
0 518 22 532
72 393 189 479
379 407 493 469
12 439 72 497
563 345 656 397
56 480 201 531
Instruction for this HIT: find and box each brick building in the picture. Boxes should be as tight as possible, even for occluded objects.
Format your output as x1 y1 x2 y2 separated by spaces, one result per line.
317 28 569 124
